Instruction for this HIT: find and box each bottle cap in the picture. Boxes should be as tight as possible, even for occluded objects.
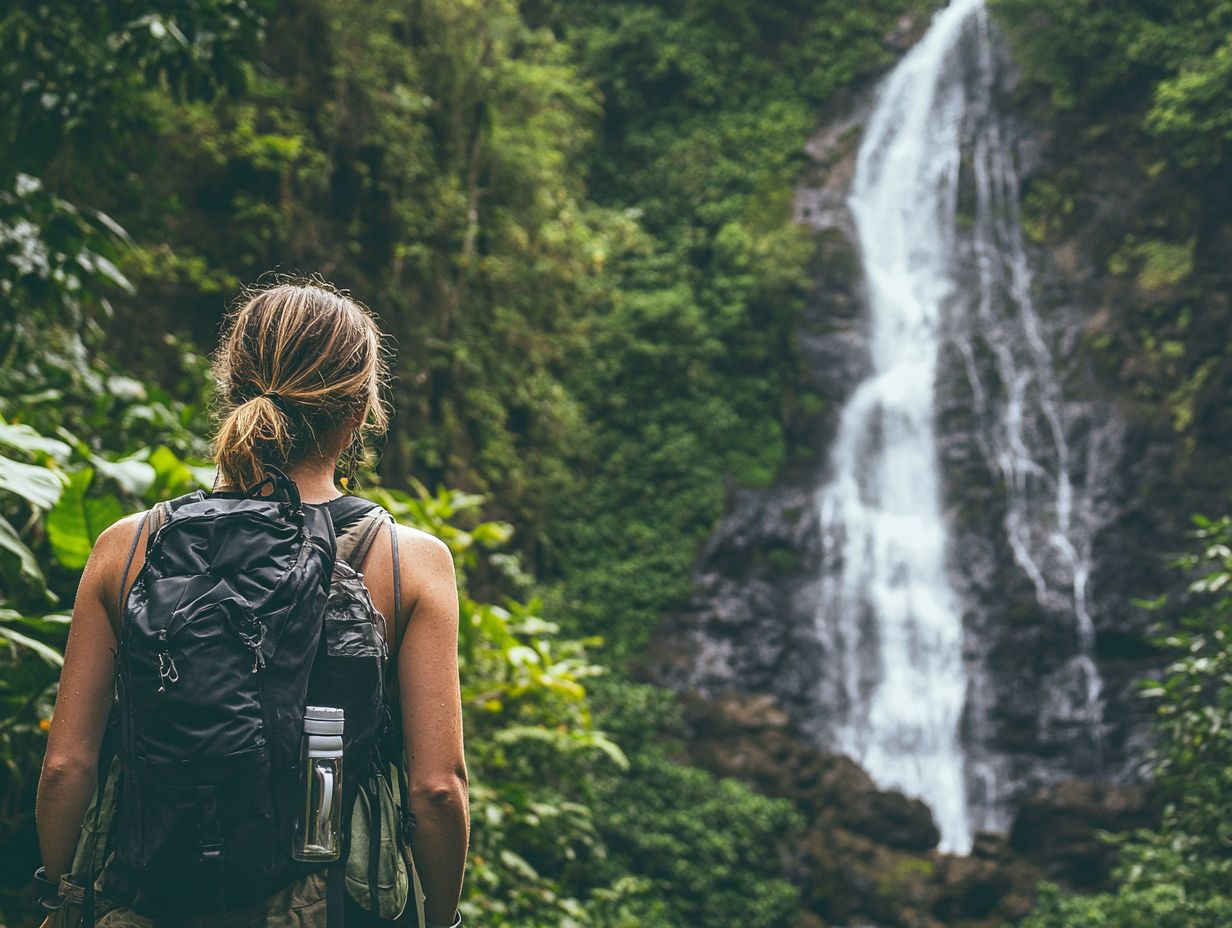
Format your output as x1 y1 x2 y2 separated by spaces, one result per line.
303 705 344 735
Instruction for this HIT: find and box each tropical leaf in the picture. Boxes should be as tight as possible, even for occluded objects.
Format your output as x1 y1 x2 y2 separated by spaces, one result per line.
0 622 65 666
46 468 126 569
91 452 156 497
147 446 213 499
0 422 71 462
0 513 45 590
0 608 71 637
0 454 67 510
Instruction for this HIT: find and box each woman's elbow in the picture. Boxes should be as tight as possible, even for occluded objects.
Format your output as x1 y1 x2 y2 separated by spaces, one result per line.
411 766 469 811
40 751 96 785
36 752 96 809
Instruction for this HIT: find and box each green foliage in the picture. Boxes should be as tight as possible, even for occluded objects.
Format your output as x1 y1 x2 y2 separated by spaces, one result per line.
1018 516 1232 928
581 679 803 928
540 0 935 655
1146 34 1232 170
0 0 265 346
989 0 1232 176
589 746 801 928
1107 236 1196 292
0 0 266 177
359 484 629 926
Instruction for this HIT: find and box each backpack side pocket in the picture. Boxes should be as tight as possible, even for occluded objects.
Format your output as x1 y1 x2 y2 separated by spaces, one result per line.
344 772 409 921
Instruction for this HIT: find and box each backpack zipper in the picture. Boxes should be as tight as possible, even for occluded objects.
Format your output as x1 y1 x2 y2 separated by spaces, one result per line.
155 629 179 693
239 620 268 674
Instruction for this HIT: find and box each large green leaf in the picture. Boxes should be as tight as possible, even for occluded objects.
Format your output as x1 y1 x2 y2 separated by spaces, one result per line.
0 623 64 666
0 512 46 591
147 446 213 499
0 421 71 462
0 454 67 510
91 452 156 497
0 608 70 638
46 468 126 569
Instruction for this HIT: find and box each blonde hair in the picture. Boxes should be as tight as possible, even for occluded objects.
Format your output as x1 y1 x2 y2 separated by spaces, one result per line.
211 280 390 491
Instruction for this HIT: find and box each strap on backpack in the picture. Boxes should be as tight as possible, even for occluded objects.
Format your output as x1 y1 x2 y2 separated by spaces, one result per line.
367 774 381 926
115 506 161 618
327 859 345 928
336 510 388 570
385 520 419 855
385 523 426 928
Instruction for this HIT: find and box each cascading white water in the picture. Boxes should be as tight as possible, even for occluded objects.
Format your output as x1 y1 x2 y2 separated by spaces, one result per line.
816 0 985 855
957 6 1106 829
814 0 1106 853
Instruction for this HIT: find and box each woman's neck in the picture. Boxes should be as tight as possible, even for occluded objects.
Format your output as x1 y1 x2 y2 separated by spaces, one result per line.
284 461 343 504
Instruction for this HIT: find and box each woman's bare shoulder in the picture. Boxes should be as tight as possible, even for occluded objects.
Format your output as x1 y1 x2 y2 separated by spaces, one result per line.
80 510 152 628
392 523 452 563
89 511 151 571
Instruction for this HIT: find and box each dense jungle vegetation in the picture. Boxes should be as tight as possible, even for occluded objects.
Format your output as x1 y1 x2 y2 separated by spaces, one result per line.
2 0 1229 926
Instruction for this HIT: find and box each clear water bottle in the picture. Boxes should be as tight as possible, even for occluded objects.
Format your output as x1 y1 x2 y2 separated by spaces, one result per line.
292 706 344 862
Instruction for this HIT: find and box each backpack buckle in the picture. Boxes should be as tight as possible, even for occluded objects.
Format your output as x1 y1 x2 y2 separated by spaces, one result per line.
199 839 224 863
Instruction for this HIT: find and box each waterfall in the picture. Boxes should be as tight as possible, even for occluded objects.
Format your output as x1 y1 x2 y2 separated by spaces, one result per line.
813 0 1105 854
815 0 983 855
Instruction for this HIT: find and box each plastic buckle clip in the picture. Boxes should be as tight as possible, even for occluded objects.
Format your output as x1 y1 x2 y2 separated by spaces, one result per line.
199 839 224 863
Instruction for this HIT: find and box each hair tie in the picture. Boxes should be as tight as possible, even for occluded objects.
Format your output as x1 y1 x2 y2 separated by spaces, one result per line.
259 390 288 411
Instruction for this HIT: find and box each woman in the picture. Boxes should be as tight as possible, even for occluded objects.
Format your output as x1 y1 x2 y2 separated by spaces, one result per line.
34 282 469 927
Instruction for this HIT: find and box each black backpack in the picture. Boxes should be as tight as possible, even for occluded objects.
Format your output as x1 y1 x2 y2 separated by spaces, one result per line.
87 469 412 925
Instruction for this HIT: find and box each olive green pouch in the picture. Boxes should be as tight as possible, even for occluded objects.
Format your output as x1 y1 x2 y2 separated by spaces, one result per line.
346 770 412 921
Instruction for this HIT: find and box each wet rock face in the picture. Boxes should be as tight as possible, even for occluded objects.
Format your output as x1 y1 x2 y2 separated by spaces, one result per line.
1008 779 1158 888
677 694 1049 928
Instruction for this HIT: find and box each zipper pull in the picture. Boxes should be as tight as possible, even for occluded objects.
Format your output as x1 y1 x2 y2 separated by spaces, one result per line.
156 630 179 693
243 622 268 673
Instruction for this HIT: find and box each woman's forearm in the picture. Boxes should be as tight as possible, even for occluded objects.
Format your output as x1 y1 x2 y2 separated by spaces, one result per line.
408 775 470 925
35 759 96 881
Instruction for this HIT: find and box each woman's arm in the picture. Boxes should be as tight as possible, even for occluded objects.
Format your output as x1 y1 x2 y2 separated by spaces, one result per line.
395 527 469 925
35 512 143 881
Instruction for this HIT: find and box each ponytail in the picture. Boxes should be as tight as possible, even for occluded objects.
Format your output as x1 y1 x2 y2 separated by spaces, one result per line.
212 393 294 492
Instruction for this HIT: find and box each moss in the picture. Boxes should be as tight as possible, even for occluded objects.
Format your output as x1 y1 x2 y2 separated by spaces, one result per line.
761 544 802 574
1167 355 1219 440
1109 236 1196 291
794 390 826 419
1021 176 1076 244
1136 238 1196 290
876 855 937 898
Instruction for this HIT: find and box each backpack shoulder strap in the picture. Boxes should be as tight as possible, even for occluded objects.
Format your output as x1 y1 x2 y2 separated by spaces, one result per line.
336 507 390 568
147 499 173 537
390 518 402 652
114 501 172 618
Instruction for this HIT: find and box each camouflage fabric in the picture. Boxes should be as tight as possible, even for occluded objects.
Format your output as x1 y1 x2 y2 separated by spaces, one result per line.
92 873 327 928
